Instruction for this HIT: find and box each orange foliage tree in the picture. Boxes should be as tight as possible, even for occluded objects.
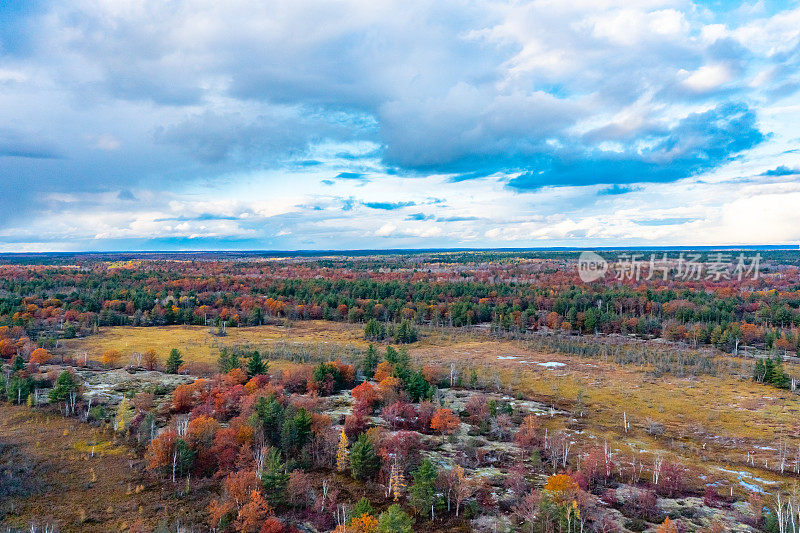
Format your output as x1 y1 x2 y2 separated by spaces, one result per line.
373 361 394 382
544 474 579 505
29 347 51 365
430 408 460 434
234 490 272 533
146 429 177 471
143 348 159 370
351 381 379 414
101 349 122 368
656 518 680 533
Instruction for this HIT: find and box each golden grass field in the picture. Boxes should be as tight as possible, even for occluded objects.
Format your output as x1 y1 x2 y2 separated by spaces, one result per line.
63 321 800 493
0 404 214 532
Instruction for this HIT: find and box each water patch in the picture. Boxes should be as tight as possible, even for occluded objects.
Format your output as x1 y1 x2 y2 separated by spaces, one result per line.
715 467 778 494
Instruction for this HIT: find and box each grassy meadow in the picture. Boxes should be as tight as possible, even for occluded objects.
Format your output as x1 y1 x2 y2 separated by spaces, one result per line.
61 321 800 496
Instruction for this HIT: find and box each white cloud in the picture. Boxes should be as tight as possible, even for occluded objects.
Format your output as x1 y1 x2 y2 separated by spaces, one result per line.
680 64 733 92
1 0 800 250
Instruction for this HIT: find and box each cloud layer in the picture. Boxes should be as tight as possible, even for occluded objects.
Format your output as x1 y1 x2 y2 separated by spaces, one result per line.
1 0 799 250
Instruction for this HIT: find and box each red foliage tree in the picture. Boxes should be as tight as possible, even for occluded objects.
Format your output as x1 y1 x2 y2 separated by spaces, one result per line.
351 381 379 415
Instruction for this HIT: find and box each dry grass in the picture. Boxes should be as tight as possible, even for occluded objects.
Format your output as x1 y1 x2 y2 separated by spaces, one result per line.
0 405 215 532
63 322 800 492
62 322 369 366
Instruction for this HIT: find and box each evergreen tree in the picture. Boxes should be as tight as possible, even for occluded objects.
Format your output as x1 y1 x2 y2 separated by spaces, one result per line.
280 408 312 456
584 307 600 333
253 394 285 446
217 348 232 374
174 438 195 478
395 319 418 344
247 350 268 377
7 374 33 404
405 370 430 402
350 433 379 481
362 344 379 379
364 318 387 341
350 498 375 522
49 370 80 402
165 348 183 374
260 447 289 507
753 359 766 382
771 356 790 389
250 307 264 326
391 347 411 382
377 504 413 533
764 357 775 384
385 346 399 365
409 458 439 519
12 355 25 373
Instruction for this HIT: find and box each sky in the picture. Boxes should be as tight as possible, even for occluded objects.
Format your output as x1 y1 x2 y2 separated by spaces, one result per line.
1 0 800 251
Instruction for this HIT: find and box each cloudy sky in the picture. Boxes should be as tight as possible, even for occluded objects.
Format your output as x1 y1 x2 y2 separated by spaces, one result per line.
1 0 800 251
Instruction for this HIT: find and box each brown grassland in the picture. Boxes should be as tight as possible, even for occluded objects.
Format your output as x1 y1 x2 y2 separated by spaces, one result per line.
61 321 800 496
0 404 214 532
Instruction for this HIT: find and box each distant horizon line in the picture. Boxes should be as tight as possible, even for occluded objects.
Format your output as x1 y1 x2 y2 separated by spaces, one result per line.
1 245 799 256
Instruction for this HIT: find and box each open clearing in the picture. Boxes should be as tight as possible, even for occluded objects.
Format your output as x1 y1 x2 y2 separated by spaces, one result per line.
62 321 800 495
0 404 214 532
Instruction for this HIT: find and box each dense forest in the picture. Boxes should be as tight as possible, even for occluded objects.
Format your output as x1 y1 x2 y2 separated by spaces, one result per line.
1 251 799 356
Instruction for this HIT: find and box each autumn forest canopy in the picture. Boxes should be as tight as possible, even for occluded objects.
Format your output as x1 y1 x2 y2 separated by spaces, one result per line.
3 251 800 355
4 250 800 533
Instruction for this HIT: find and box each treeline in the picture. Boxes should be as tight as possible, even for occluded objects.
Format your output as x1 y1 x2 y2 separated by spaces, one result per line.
1 257 800 355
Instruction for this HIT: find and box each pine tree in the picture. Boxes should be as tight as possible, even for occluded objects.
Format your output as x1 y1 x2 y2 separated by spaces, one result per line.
771 356 790 389
280 408 312 456
350 434 379 481
336 428 350 472
253 394 285 446
753 359 766 382
49 370 79 402
764 357 775 384
217 348 231 374
165 348 183 374
404 370 430 402
247 350 268 377
410 459 439 519
394 319 418 344
364 318 386 341
363 345 379 379
260 447 289 507
377 504 413 533
351 498 375 521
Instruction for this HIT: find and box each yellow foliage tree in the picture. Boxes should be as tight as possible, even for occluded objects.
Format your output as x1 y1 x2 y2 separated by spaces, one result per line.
336 428 350 472
115 397 134 433
389 459 405 501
